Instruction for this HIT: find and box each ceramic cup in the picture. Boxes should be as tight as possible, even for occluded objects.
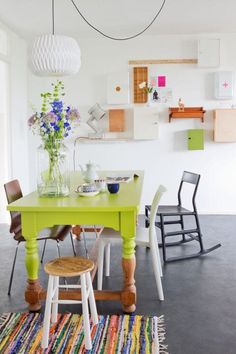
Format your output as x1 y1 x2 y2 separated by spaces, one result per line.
107 183 120 194
94 179 107 192
77 183 98 193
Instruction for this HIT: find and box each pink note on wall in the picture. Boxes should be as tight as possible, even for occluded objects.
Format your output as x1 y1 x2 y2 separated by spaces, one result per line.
158 76 166 87
150 77 157 86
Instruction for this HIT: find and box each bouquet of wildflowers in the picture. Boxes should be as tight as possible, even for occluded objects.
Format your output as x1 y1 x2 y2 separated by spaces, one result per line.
28 81 80 149
28 81 80 196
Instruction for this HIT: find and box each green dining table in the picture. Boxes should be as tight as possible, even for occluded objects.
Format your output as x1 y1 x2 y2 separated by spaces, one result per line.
7 171 144 313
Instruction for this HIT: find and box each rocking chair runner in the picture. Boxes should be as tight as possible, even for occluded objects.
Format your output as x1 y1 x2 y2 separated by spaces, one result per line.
145 171 221 262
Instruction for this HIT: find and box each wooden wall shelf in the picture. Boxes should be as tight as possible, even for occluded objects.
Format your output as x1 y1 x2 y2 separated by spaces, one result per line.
169 107 205 123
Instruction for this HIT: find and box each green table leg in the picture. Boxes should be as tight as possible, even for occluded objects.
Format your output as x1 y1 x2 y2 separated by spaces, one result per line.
22 213 43 311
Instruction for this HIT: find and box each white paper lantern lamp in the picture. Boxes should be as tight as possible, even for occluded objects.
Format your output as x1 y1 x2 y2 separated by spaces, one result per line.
30 34 81 77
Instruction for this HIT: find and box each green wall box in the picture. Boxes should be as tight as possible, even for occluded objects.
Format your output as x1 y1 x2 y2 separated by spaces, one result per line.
188 129 204 150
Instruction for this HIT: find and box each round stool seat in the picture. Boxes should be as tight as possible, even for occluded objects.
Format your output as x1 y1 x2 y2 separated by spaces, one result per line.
44 256 94 277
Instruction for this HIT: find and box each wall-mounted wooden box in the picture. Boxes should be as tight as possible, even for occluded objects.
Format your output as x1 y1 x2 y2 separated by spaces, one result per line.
169 107 205 123
102 106 158 140
133 67 148 103
198 38 220 68
188 129 204 150
214 109 236 142
109 109 125 132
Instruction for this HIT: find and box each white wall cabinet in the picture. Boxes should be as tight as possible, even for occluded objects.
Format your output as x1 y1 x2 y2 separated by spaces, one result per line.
132 107 158 140
198 39 220 68
101 106 158 140
214 109 236 142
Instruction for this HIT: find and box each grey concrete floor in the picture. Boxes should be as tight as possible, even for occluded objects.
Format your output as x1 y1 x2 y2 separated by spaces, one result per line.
0 215 235 354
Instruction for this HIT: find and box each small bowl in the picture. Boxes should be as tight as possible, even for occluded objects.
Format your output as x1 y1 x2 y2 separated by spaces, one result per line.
107 183 120 194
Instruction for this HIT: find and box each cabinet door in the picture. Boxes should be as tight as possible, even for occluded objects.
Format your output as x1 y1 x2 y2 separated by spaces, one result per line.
133 107 158 140
214 109 236 142
198 39 220 67
133 67 148 103
188 129 204 150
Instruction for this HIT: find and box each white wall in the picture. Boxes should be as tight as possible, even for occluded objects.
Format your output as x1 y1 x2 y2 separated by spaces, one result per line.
9 31 29 192
0 22 28 223
28 33 236 214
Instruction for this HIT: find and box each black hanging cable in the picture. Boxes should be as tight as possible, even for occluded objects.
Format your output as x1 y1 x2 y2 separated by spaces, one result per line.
52 0 55 35
70 0 166 41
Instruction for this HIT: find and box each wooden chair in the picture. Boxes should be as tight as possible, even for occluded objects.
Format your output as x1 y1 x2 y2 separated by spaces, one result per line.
41 256 98 351
97 185 167 301
4 179 76 295
145 171 221 262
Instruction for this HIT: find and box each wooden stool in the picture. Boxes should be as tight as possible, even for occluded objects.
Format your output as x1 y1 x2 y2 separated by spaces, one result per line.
41 256 98 351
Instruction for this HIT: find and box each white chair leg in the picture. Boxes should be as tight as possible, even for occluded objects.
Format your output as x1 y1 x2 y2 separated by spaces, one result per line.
81 273 92 350
105 243 111 277
85 272 98 325
42 275 54 349
51 276 59 323
150 240 164 301
154 236 163 277
97 241 105 290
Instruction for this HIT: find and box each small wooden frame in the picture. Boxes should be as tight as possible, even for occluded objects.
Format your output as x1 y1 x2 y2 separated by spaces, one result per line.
133 67 148 103
169 107 205 123
109 109 125 132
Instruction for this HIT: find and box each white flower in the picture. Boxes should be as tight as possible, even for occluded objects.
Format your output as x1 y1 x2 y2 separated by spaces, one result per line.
139 81 146 89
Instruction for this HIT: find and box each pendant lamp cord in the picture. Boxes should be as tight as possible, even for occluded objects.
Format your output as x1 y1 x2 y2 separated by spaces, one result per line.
70 0 166 41
52 0 55 35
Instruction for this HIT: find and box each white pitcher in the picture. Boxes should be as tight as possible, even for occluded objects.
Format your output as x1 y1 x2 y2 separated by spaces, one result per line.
80 161 99 183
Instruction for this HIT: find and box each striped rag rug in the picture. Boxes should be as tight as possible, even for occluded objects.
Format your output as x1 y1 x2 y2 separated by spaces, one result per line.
0 313 168 354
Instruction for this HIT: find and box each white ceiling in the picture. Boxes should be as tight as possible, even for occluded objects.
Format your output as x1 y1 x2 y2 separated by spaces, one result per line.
0 0 236 40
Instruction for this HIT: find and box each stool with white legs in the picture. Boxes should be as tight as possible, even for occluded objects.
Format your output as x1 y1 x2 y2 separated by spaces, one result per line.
97 185 167 301
41 256 98 351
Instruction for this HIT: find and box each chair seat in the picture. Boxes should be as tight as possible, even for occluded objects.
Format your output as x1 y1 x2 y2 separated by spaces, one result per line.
44 256 94 277
99 227 149 247
39 225 72 241
146 204 193 215
13 225 72 243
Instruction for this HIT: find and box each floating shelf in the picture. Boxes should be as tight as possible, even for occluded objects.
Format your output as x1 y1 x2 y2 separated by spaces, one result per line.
169 107 205 123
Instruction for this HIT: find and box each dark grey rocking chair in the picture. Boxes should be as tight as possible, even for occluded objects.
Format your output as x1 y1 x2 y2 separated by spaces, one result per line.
4 179 76 295
145 171 221 262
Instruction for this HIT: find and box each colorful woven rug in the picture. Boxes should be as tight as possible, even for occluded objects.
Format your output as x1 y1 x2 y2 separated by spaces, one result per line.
0 313 168 353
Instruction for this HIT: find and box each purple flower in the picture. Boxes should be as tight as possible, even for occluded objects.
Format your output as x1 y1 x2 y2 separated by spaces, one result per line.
66 108 80 122
54 125 60 131
43 112 57 124
51 100 63 113
28 114 37 127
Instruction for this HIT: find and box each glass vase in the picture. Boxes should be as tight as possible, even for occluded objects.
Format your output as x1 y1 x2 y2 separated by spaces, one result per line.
37 140 70 197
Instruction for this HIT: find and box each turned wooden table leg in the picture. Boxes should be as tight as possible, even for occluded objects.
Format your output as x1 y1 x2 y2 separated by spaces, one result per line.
72 225 82 241
120 210 137 313
23 215 42 311
121 256 136 313
25 279 43 311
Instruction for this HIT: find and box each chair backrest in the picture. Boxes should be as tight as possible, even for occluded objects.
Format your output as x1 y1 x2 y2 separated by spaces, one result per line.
4 179 22 234
178 171 200 211
149 185 167 243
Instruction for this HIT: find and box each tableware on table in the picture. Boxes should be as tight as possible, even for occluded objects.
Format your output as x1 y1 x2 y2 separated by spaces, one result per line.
79 161 99 183
76 190 100 197
106 176 132 183
94 179 107 192
76 183 98 193
107 183 120 194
